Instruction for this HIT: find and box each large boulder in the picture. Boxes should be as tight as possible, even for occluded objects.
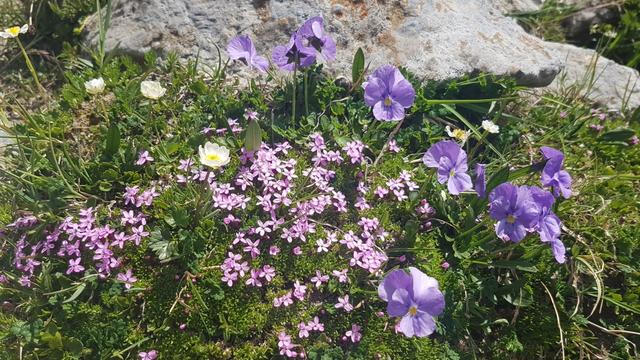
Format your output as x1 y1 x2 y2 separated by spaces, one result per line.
85 0 562 87
546 42 640 111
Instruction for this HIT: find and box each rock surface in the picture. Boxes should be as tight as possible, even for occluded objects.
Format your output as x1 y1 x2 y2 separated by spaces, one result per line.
85 0 562 87
546 42 640 111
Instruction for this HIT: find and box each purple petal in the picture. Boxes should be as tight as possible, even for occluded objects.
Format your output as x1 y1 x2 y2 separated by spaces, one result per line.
475 164 486 198
538 213 561 243
388 288 411 317
436 157 454 184
398 315 416 337
495 220 528 243
409 267 445 316
390 78 415 108
448 172 473 195
557 170 572 198
411 313 437 337
272 44 293 71
227 35 251 60
319 35 336 61
540 146 564 164
251 55 269 73
550 239 566 263
363 78 385 107
423 140 462 169
378 269 412 302
373 100 405 121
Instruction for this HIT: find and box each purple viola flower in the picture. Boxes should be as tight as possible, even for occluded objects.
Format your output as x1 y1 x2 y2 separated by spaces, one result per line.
475 163 486 199
227 35 269 73
272 34 316 72
540 146 572 199
378 267 445 338
297 16 336 61
529 186 566 263
363 65 415 121
423 140 473 195
488 183 539 243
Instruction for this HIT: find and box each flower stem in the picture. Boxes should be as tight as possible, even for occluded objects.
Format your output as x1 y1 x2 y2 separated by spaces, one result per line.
292 66 297 126
304 70 309 117
16 38 45 96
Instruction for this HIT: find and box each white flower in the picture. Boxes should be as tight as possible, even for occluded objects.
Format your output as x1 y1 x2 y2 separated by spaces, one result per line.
0 24 28 39
445 125 470 143
481 120 500 134
140 80 166 100
199 142 230 169
84 77 106 95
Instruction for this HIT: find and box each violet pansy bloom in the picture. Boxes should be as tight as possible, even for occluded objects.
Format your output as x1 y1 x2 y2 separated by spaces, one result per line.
363 65 415 121
529 186 566 263
475 163 486 199
540 146 572 199
298 16 336 61
423 140 473 195
272 34 317 72
227 35 269 73
378 267 445 338
488 183 539 243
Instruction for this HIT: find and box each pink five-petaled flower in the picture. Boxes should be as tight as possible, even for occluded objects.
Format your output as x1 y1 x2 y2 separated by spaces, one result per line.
136 150 154 165
117 269 138 290
310 270 329 288
298 322 311 338
332 269 348 283
308 316 324 332
335 295 353 312
66 258 85 275
138 350 157 360
363 64 416 121
344 324 362 343
226 35 269 73
378 267 445 338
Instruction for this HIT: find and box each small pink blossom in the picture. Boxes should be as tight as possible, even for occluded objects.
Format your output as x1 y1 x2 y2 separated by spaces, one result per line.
335 295 353 312
136 150 154 165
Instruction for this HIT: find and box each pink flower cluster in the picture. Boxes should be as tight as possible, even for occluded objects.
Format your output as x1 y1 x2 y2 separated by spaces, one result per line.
6 184 160 288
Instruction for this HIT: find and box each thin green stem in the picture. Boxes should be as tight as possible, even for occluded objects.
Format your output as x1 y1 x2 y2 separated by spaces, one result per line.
292 66 297 126
16 38 45 95
304 71 309 117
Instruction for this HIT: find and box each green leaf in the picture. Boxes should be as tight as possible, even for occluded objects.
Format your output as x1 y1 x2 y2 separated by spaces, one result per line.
598 128 635 142
63 283 86 304
64 337 84 355
351 48 365 86
244 119 262 151
104 124 121 158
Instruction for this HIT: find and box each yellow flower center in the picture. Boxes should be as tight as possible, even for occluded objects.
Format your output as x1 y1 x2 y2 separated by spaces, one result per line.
206 153 222 162
7 26 21 37
506 215 516 224
453 129 466 140
383 97 392 107
408 306 418 316
449 169 455 177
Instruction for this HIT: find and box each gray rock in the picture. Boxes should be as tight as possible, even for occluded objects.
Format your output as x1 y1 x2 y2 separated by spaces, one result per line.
490 0 543 14
85 0 563 87
546 42 640 111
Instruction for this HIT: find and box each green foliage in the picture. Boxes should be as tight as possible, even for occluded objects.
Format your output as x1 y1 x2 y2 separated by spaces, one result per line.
1 41 639 360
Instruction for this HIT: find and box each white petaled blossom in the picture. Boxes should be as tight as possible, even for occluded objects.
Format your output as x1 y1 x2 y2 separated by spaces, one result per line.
84 77 106 95
140 80 166 100
199 142 230 169
481 120 500 134
445 125 470 144
0 24 28 39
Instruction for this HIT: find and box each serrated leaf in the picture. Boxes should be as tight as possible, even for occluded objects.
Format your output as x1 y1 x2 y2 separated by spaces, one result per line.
244 119 262 151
